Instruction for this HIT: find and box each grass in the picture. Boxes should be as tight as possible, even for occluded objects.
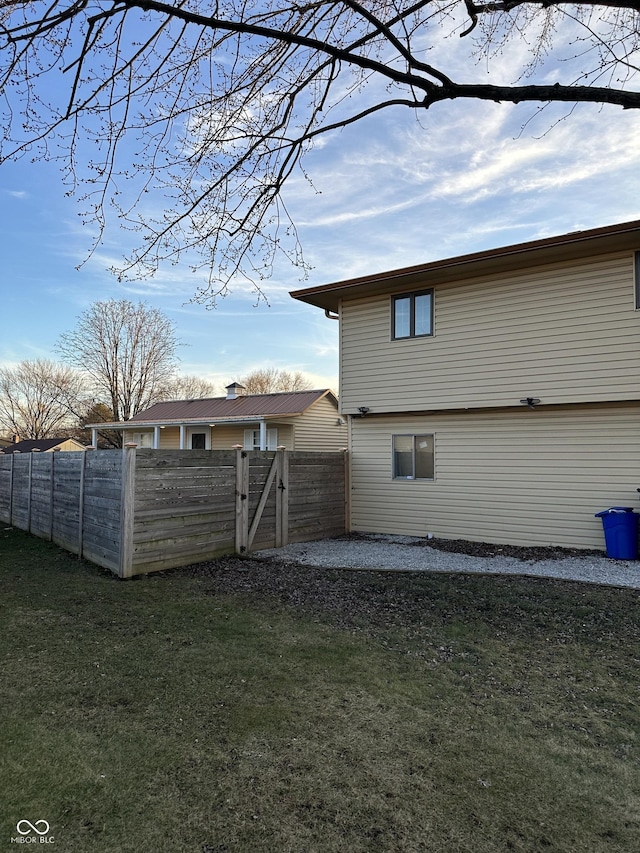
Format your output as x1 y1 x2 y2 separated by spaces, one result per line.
1 528 639 852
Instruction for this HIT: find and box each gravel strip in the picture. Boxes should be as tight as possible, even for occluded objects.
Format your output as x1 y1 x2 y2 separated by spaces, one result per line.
255 533 640 589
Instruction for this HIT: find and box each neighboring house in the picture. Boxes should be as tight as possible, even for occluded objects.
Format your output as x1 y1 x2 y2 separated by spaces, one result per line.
0 438 87 454
291 219 640 550
88 385 347 452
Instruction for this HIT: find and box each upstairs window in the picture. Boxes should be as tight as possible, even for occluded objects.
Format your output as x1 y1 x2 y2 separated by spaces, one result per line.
392 290 433 339
393 435 435 480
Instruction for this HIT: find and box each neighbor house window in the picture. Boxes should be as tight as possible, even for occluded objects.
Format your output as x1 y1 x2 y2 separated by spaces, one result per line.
132 431 154 448
392 290 433 339
393 435 434 480
244 428 278 450
635 251 640 309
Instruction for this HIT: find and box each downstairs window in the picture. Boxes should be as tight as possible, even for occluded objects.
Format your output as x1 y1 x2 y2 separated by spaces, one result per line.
393 434 434 480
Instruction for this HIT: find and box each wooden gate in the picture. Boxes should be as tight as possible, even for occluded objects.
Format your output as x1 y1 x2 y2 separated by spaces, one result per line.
235 448 289 554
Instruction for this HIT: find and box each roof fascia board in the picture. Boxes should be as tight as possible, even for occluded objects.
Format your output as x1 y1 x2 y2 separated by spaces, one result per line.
290 219 640 312
86 415 298 430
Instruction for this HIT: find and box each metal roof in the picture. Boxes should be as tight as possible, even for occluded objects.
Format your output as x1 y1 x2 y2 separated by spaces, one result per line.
88 389 337 429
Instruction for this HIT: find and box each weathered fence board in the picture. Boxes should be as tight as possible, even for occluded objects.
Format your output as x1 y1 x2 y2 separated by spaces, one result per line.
0 447 346 577
0 450 124 572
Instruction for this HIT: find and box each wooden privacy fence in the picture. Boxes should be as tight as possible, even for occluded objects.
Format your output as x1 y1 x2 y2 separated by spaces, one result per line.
0 447 347 577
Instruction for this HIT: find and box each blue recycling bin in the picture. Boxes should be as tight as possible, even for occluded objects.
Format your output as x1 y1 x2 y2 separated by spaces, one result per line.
594 507 639 560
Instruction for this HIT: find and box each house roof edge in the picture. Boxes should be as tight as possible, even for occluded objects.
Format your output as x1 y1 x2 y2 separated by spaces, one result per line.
291 219 640 311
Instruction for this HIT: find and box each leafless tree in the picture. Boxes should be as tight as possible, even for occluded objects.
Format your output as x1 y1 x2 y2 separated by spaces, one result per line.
0 359 85 439
157 374 218 401
57 299 180 422
241 368 312 394
1 1 638 302
75 401 121 448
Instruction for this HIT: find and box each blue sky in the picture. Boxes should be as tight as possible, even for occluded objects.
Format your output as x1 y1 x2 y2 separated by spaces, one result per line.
1 44 639 394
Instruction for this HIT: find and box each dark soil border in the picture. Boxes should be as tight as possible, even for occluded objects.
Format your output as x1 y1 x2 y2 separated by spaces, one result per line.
334 531 605 562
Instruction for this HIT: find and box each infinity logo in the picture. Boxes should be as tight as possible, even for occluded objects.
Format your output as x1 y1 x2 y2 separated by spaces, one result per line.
16 820 50 836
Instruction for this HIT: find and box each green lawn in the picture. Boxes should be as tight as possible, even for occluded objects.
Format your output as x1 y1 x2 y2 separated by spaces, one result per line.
1 527 639 852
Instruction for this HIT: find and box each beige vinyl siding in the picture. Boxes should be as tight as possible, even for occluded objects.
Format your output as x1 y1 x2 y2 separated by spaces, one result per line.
47 439 86 452
349 403 640 550
210 426 241 449
159 427 180 449
340 251 640 413
142 424 297 450
209 424 294 450
287 397 348 451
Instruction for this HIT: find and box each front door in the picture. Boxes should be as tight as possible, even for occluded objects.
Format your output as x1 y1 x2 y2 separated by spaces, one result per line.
190 432 206 449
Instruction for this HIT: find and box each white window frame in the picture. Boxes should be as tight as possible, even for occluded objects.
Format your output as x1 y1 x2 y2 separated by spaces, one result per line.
187 428 210 450
131 431 154 448
244 427 278 451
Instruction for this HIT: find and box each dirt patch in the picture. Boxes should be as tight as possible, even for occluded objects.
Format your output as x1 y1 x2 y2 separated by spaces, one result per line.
171 550 638 652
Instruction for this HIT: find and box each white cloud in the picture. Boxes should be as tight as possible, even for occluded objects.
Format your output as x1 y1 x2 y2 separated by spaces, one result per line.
1 13 639 392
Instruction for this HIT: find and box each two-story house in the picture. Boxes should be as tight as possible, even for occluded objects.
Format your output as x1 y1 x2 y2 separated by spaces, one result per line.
291 220 640 550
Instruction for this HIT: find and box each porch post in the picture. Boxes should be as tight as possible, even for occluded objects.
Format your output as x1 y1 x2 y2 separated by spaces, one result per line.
154 425 161 449
259 419 267 451
179 424 186 449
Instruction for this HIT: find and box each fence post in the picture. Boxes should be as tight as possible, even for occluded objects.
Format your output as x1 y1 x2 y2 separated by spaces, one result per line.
235 449 249 554
119 444 137 578
27 453 33 533
8 454 14 527
78 450 87 558
275 448 289 548
49 452 55 541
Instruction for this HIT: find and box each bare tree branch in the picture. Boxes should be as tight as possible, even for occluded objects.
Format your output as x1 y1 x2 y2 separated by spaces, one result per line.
1 0 638 303
241 368 313 394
